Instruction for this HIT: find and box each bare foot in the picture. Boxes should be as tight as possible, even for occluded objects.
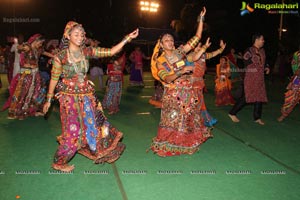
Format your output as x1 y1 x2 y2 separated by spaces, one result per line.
277 115 285 122
7 116 16 120
255 119 265 125
52 163 74 172
228 114 240 122
35 112 44 117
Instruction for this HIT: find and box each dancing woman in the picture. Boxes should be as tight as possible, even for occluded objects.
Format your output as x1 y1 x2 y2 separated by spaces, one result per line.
150 7 213 157
215 56 235 106
3 34 52 120
43 21 138 172
277 46 300 122
102 52 126 115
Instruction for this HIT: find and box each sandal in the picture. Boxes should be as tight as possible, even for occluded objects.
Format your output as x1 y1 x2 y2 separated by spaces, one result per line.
35 112 44 117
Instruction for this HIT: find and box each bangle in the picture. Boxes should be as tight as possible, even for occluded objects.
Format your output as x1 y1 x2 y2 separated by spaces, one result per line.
47 93 54 98
46 97 53 103
46 93 54 103
197 16 205 22
218 47 225 54
187 36 200 49
200 45 207 52
122 35 132 45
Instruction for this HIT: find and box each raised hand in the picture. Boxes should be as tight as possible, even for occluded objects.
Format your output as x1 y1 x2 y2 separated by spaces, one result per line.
200 7 206 17
194 43 202 52
205 37 211 48
128 29 139 39
220 40 226 49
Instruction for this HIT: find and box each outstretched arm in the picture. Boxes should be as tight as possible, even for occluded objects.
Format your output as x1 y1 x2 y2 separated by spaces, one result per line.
91 29 139 58
193 37 211 61
182 7 206 53
206 40 226 60
111 29 139 56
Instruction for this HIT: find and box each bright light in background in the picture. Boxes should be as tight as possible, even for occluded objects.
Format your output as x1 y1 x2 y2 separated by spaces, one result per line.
140 1 159 12
278 28 288 33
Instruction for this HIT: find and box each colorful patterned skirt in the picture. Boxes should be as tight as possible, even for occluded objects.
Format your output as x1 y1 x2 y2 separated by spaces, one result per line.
281 76 300 117
129 63 143 85
200 99 218 127
151 79 212 157
102 75 122 114
5 68 46 119
215 78 235 106
54 78 125 165
149 80 163 108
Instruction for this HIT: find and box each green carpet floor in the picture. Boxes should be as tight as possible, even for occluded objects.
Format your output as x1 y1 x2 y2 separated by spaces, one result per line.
0 72 299 200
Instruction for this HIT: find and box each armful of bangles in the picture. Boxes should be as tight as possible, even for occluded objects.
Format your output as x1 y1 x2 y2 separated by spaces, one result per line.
192 37 211 61
206 40 226 60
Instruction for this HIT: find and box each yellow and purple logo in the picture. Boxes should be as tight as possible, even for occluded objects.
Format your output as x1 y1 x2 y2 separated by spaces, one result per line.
240 1 299 16
240 2 254 16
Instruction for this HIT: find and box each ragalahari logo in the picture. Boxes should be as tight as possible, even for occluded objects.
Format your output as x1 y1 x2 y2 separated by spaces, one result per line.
240 2 298 15
240 2 255 16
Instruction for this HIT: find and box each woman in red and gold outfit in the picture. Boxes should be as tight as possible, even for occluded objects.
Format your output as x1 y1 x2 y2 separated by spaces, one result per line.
3 34 52 120
43 21 138 172
150 7 213 157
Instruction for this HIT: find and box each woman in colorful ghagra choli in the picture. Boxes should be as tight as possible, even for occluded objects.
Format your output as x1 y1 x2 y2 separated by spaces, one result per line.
3 34 53 120
193 39 226 126
129 46 150 86
278 47 300 122
150 7 213 157
102 53 126 115
215 56 235 106
43 21 139 172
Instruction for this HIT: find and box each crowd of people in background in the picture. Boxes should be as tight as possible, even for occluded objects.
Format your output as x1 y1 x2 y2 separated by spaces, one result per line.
0 6 299 170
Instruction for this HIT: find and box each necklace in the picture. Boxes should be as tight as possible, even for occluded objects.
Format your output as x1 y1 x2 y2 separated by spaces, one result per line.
70 50 81 59
68 48 88 83
165 53 177 64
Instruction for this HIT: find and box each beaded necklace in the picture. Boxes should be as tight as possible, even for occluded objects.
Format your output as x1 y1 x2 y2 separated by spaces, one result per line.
67 48 88 83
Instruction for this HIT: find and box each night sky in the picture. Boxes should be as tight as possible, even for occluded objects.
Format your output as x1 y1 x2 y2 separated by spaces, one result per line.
1 0 299 63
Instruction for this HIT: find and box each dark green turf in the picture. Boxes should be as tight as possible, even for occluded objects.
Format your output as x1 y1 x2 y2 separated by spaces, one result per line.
0 73 300 200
